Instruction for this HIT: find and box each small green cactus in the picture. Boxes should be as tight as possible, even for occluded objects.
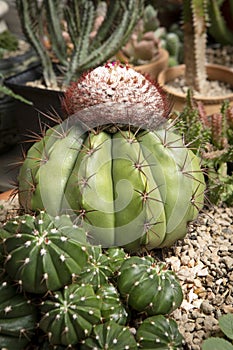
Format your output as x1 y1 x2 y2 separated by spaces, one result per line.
80 320 138 349
1 211 88 293
0 277 37 350
75 246 114 291
39 283 102 346
97 284 128 325
117 256 183 316
136 315 184 349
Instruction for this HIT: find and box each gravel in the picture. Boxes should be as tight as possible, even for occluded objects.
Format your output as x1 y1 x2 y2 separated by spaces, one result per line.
0 196 232 349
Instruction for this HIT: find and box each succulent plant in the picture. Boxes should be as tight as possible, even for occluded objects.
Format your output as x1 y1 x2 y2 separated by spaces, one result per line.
80 320 138 349
1 211 88 294
17 63 205 252
39 283 102 346
0 277 37 350
75 246 114 291
136 315 184 349
16 0 144 88
97 284 128 325
117 256 183 316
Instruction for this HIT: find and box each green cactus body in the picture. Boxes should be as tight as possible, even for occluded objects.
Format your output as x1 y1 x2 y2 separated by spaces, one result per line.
117 256 183 315
75 246 113 290
2 211 88 293
136 315 184 349
80 320 138 350
18 125 204 252
18 63 205 251
0 278 37 350
39 283 102 346
97 284 128 325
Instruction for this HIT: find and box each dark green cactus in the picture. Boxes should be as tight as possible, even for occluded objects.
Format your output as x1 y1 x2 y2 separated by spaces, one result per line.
75 246 114 291
208 0 233 45
97 284 128 325
1 211 88 293
117 256 183 316
16 0 144 88
39 283 102 346
136 315 184 349
17 63 205 252
0 277 37 350
80 320 138 349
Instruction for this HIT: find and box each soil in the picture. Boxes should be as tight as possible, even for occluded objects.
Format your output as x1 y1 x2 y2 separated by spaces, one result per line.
0 195 232 349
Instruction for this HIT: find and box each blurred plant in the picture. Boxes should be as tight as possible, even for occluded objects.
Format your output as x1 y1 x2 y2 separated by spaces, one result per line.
121 4 182 66
16 0 144 89
175 90 233 206
202 313 233 349
0 30 18 59
208 0 233 45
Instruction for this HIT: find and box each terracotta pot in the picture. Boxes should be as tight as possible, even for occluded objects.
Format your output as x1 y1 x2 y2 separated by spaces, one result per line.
133 48 169 80
0 189 14 201
117 48 169 81
157 64 233 115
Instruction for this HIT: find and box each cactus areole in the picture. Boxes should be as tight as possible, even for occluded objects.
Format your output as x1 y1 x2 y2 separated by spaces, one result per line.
18 62 205 251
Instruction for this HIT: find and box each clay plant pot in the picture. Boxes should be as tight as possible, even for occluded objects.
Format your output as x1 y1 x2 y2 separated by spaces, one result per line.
118 48 169 81
157 63 233 115
133 48 169 80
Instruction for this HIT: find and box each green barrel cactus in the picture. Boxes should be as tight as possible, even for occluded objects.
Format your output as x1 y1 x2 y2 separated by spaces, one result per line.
18 62 205 251
80 320 138 350
1 211 88 293
97 284 128 325
136 315 184 349
39 283 102 346
117 256 183 316
0 277 37 350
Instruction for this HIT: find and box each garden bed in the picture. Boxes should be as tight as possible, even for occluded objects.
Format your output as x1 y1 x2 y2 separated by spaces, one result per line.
0 195 232 349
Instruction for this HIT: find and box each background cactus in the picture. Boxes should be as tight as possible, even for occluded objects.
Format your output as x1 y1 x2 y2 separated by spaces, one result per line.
17 63 205 252
117 256 183 316
16 0 144 88
1 211 88 293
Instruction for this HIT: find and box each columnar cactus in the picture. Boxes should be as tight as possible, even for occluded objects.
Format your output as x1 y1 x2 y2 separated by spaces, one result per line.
0 277 37 350
1 211 88 293
117 256 183 316
17 63 205 252
16 0 144 88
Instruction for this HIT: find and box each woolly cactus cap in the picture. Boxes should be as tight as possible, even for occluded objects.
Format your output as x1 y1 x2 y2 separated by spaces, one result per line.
62 62 170 130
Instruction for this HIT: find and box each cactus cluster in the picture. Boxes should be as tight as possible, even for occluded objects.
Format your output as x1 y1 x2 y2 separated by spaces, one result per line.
16 0 144 88
18 63 205 252
0 210 184 348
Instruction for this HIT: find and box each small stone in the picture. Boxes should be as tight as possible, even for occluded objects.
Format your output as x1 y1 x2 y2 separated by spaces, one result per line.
203 316 218 331
200 301 214 315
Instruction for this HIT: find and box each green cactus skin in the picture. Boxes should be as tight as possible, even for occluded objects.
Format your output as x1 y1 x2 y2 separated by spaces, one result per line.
1 211 88 294
75 246 114 291
136 315 184 349
105 247 128 273
39 283 102 346
0 277 37 350
117 256 183 316
80 320 138 350
18 124 205 252
18 63 205 251
97 284 128 325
